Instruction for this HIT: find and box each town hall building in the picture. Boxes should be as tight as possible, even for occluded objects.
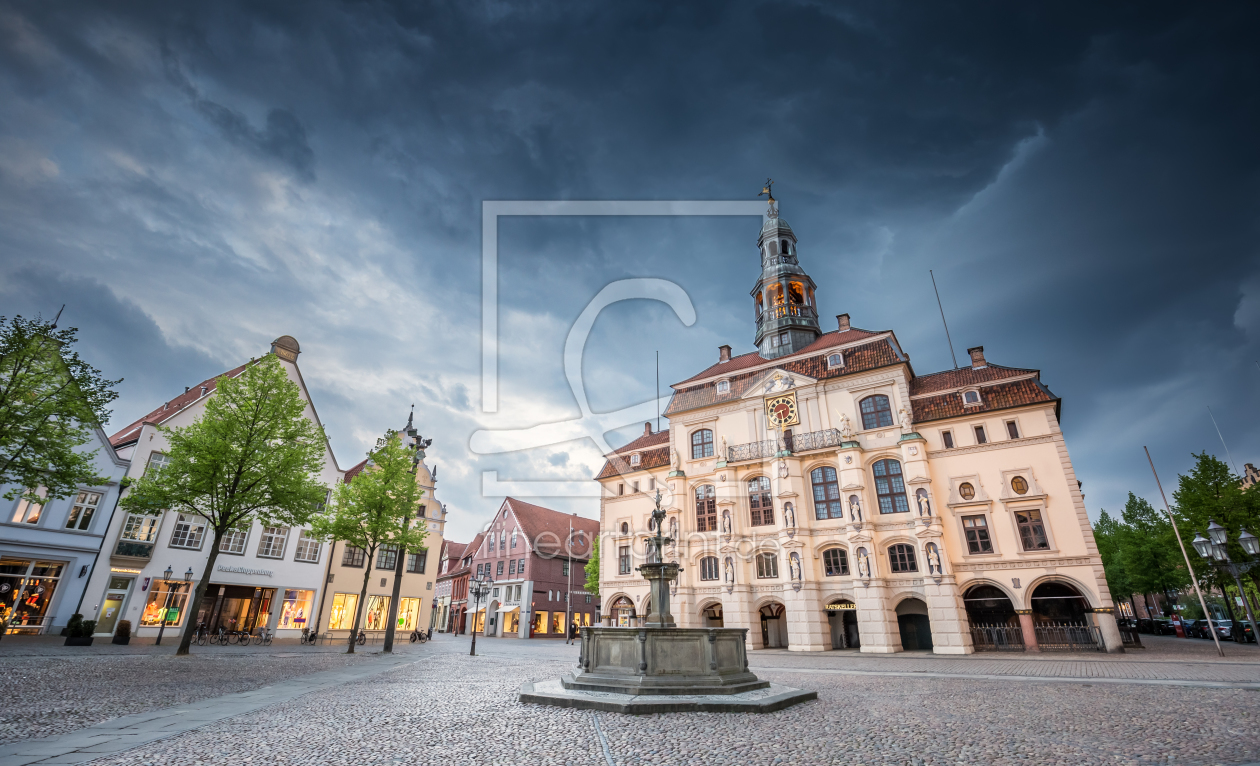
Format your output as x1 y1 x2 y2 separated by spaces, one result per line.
595 197 1125 654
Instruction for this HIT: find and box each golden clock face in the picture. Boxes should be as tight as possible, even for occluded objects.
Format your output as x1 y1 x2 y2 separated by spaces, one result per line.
765 393 800 427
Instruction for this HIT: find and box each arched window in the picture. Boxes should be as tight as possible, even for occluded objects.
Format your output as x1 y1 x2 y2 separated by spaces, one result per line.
769 240 779 256
699 556 719 581
827 353 843 369
691 429 714 459
888 543 918 573
810 466 844 519
873 459 909 514
756 293 764 314
823 548 849 576
781 239 789 255
748 477 773 526
788 282 805 304
620 522 629 534
695 485 717 532
859 395 894 429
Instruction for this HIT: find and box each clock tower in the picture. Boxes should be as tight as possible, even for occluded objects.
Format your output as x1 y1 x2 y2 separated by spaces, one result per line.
751 197 822 359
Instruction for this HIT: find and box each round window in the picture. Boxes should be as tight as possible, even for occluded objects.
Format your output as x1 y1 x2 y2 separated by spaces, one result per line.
959 482 976 500
620 522 629 534
1011 476 1029 495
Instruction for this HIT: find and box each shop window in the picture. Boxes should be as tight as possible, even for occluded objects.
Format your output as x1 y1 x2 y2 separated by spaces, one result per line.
859 395 894 429
140 579 190 627
749 476 774 526
169 513 206 550
974 425 987 445
695 484 717 531
278 589 314 629
398 597 421 631
700 556 719 580
618 545 631 574
1006 420 1020 439
294 531 322 562
941 430 954 449
407 549 428 573
10 488 46 525
1011 476 1029 495
810 466 844 519
257 527 289 559
328 593 359 630
342 545 366 568
691 429 714 459
963 515 994 554
0 559 64 632
756 552 779 579
220 527 249 555
958 482 976 501
888 544 918 573
364 595 391 630
1016 510 1050 551
823 548 849 576
873 459 909 514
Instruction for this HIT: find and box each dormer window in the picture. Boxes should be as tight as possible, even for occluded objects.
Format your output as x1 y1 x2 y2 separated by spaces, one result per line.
827 353 844 369
716 380 730 394
963 389 981 406
630 453 641 467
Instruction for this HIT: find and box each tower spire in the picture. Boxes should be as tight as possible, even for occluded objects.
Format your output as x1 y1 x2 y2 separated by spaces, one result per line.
750 188 821 359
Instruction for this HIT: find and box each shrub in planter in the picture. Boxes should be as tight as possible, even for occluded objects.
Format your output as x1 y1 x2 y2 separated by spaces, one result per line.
64 614 96 646
112 619 131 645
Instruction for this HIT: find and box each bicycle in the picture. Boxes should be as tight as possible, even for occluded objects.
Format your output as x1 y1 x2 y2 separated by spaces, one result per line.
300 625 318 646
194 622 209 646
235 629 252 646
409 628 428 643
356 629 366 645
252 627 273 646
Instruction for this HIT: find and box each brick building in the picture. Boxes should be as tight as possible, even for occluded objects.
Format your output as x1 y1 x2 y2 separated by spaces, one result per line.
470 498 599 639
435 533 480 634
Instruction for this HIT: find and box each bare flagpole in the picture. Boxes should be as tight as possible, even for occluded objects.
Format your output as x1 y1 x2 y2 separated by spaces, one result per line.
1144 446 1224 657
565 517 573 644
1206 406 1240 475
929 270 959 369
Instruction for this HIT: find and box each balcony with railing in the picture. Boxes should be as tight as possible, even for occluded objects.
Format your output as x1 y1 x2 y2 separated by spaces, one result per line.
726 428 849 463
756 303 817 328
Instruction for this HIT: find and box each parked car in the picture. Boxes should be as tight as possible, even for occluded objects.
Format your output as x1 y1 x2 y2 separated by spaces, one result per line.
1151 619 1175 636
1187 619 1231 640
1225 620 1257 643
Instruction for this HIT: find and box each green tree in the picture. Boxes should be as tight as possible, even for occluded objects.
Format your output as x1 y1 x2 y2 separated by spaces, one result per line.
309 431 427 653
1172 452 1260 593
0 315 120 503
584 536 600 595
1117 492 1189 611
1094 509 1135 614
120 355 329 656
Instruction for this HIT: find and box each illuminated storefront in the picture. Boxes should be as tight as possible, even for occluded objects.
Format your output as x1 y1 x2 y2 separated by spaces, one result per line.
142 580 194 628
397 597 421 631
0 559 64 634
189 584 273 633
278 589 314 629
364 595 391 630
329 593 359 630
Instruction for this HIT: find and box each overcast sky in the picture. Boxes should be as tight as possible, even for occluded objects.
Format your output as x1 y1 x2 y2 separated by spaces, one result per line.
2 2 1258 543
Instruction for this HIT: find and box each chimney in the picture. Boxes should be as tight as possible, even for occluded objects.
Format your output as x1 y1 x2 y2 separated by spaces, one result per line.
968 346 987 369
200 386 207 396
185 386 190 393
837 314 851 332
718 344 732 362
644 422 653 437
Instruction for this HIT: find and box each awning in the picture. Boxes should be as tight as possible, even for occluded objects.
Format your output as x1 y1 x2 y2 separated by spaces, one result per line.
496 605 520 614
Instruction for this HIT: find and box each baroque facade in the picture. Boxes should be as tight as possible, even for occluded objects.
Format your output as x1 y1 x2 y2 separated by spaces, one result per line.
595 203 1124 654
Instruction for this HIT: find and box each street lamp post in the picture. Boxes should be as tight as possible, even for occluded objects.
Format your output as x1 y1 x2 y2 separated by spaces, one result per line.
155 566 194 646
1192 520 1260 644
469 574 492 657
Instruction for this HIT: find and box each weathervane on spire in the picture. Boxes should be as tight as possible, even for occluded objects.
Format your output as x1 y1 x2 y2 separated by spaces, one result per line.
759 178 778 219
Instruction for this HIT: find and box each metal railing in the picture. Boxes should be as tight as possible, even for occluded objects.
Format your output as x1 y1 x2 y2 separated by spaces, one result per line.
113 540 154 558
789 428 845 453
969 623 1026 652
756 304 818 326
1034 622 1104 652
727 439 779 463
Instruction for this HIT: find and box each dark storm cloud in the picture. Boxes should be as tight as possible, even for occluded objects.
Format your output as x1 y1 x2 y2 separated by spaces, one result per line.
0 0 1257 538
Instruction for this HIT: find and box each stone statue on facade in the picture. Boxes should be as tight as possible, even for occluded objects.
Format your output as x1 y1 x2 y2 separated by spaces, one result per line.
720 435 727 461
916 490 931 517
668 517 678 545
848 496 862 523
766 373 793 393
837 412 855 441
783 502 796 530
723 556 735 585
899 406 913 434
789 552 802 582
926 543 943 576
670 448 682 472
721 509 732 535
856 548 871 579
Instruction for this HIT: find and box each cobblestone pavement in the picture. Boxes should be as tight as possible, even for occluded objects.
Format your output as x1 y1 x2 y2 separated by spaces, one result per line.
56 635 1260 766
6 634 1260 765
0 635 391 744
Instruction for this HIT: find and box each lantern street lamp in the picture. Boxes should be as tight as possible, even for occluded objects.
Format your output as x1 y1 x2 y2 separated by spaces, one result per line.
1195 519 1260 644
155 565 174 646
468 574 492 657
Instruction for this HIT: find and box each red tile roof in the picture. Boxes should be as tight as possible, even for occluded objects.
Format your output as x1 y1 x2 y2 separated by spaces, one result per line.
503 497 599 559
676 327 882 385
596 445 670 480
343 458 368 484
664 336 902 416
608 429 669 456
910 364 1039 396
911 377 1058 424
108 362 252 447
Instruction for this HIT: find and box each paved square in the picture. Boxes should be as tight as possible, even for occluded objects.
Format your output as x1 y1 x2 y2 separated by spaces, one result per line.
2 634 1259 766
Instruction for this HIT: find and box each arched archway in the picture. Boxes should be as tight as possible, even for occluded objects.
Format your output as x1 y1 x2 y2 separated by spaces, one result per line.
701 602 724 627
824 597 859 650
486 599 500 636
1030 581 1091 624
608 595 636 627
964 584 1018 625
895 597 933 651
759 602 788 648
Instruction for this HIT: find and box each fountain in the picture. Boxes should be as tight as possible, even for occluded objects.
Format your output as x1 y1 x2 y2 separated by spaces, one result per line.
519 492 816 713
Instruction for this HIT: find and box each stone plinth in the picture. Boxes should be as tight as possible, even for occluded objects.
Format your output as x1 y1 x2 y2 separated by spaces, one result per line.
567 627 764 695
